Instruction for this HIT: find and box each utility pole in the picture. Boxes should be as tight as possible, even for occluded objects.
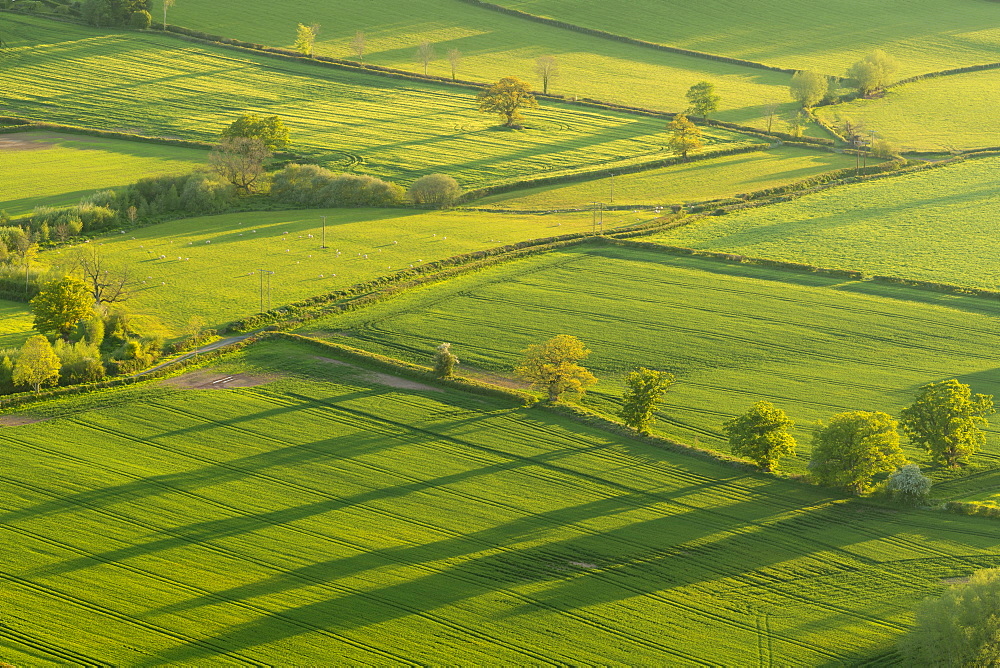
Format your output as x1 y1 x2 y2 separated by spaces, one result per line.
610 172 615 205
321 216 327 249
257 269 274 313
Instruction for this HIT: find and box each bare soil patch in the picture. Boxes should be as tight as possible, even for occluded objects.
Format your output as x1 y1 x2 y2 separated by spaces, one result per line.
942 576 971 585
315 356 441 392
0 415 47 426
0 136 52 152
163 369 273 390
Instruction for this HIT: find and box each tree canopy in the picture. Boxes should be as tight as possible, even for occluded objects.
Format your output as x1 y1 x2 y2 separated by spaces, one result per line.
722 401 797 472
13 335 61 393
210 137 271 193
848 50 898 96
666 114 704 159
515 334 597 402
477 77 539 128
900 379 994 467
535 55 559 95
789 70 828 108
433 342 459 379
30 277 93 341
293 23 320 58
220 114 290 151
809 411 905 494
619 367 675 435
685 81 720 118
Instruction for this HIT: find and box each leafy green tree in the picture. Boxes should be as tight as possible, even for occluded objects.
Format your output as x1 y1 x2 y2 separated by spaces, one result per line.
433 342 459 379
722 401 797 472
477 77 539 128
129 9 151 28
13 334 61 392
886 463 932 506
30 277 93 341
900 379 995 467
0 355 14 394
786 109 810 137
809 410 906 494
220 114 290 151
789 70 829 108
848 50 898 96
685 81 720 118
900 568 1000 666
209 137 271 193
618 367 675 435
515 334 597 402
666 114 703 160
294 23 320 58
162 0 175 30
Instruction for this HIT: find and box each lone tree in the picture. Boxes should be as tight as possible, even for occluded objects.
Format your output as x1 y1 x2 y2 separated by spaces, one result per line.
722 401 797 472
351 30 366 64
210 137 271 193
789 70 829 108
162 0 174 30
13 335 61 393
416 41 435 75
763 102 779 132
685 81 720 118
886 463 932 506
666 114 703 160
433 343 459 379
407 174 462 207
900 568 1000 665
75 246 132 308
221 113 290 151
447 48 461 81
30 277 93 341
809 410 906 494
534 55 559 95
294 23 320 58
900 379 995 467
848 49 898 96
477 77 538 128
786 109 810 137
515 334 597 402
619 367 675 435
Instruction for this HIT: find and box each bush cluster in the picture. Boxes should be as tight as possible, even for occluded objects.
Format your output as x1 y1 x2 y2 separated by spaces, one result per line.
271 164 404 207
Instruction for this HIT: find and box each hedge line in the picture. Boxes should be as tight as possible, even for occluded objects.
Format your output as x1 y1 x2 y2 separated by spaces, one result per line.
0 116 216 150
457 143 770 204
870 274 1000 300
943 500 1000 518
272 332 537 406
891 61 1000 89
0 332 262 410
452 0 796 75
226 233 596 332
598 237 865 279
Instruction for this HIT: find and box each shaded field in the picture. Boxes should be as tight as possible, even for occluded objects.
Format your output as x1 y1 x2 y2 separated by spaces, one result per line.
474 146 860 210
0 131 207 216
651 155 1000 289
1 337 999 664
817 69 1000 151
0 15 750 189
154 0 803 130
492 0 1000 77
299 244 1000 475
42 207 634 333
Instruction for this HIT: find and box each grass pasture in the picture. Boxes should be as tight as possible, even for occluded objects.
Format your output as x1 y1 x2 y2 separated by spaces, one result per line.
651 155 1000 289
1 336 999 663
492 0 1000 77
0 14 751 189
816 69 1000 151
155 0 802 130
473 146 860 210
0 131 207 216
299 243 1000 475
45 207 633 332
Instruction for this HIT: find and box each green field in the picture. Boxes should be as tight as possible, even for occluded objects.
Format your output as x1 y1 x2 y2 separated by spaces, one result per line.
0 299 34 349
474 147 860 210
0 16 756 189
154 0 803 129
1 336 998 664
492 0 1000 77
650 155 1000 289
0 131 207 216
298 243 1000 475
42 206 632 333
817 69 1000 151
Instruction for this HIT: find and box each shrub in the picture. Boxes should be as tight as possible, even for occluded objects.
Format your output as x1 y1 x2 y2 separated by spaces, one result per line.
129 9 152 29
886 463 932 505
407 174 462 207
271 164 403 207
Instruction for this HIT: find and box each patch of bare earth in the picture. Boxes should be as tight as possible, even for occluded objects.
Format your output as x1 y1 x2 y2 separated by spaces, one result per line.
315 356 441 392
0 415 47 426
942 576 971 585
0 136 53 152
162 369 273 390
